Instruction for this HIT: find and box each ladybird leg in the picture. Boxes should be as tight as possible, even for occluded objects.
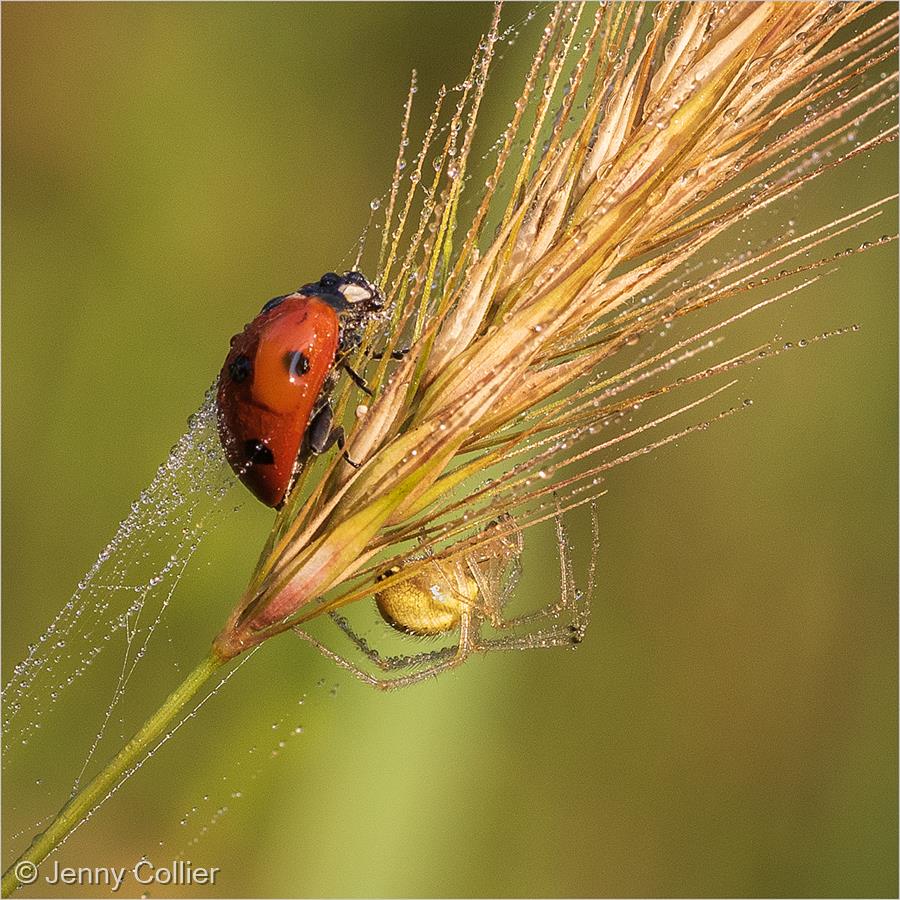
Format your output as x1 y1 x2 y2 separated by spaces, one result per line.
370 346 410 361
342 361 374 396
335 431 362 469
305 405 344 455
307 406 362 468
307 404 335 455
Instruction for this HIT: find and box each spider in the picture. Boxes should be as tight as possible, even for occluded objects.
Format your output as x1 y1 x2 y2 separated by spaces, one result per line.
296 510 597 690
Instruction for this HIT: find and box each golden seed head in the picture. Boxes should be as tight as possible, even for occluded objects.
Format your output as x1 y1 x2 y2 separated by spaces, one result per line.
218 1 896 647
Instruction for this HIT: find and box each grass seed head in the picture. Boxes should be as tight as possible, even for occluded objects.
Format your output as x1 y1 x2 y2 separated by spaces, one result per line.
214 1 898 660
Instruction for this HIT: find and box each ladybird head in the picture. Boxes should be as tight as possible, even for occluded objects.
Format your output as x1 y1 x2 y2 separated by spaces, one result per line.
300 271 384 315
259 272 384 318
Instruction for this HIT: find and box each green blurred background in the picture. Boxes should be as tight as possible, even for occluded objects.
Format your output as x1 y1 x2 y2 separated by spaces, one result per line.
3 4 897 897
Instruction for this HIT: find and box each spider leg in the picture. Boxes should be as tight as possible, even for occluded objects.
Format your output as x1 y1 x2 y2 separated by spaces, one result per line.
475 596 591 650
294 629 407 689
328 612 458 672
472 621 586 654
296 504 600 688
482 507 596 639
296 612 475 691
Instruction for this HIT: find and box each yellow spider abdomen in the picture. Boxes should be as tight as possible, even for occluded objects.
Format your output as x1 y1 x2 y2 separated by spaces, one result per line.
375 563 478 635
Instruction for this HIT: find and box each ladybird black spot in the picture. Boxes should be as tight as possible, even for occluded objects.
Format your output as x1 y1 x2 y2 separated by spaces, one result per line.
229 354 252 382
244 439 274 465
285 350 310 377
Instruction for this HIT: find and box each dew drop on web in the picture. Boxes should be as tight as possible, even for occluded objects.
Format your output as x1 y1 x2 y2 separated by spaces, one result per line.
3 387 241 845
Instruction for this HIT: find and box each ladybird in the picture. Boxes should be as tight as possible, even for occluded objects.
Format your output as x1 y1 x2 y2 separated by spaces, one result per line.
216 271 383 507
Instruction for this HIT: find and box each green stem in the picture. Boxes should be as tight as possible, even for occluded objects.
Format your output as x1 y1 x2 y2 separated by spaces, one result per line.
2 650 225 897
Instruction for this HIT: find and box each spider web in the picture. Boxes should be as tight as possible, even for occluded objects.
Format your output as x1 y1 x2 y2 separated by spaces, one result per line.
2 387 240 843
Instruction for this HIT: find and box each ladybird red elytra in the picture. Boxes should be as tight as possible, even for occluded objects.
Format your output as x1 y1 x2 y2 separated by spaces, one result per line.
216 271 383 508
